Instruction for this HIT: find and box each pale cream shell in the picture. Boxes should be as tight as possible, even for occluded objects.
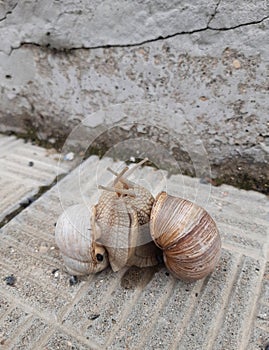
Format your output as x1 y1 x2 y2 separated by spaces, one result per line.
55 204 109 276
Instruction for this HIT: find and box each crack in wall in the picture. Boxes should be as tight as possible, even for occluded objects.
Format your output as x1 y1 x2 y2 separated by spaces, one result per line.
0 2 18 22
209 15 269 31
6 14 269 55
207 0 222 27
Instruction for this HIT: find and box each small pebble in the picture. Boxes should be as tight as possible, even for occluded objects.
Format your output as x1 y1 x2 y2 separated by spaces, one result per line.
52 269 59 278
4 275 16 286
19 197 34 208
69 275 78 286
64 152 74 161
28 161 34 167
48 138 56 144
233 59 241 69
89 314 100 320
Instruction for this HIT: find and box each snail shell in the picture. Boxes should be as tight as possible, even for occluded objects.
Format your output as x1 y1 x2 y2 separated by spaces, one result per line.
150 192 221 281
95 162 160 272
55 159 221 281
55 204 109 276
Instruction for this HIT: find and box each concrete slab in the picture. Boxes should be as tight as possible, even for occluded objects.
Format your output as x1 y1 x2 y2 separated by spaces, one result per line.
0 155 268 349
0 134 73 223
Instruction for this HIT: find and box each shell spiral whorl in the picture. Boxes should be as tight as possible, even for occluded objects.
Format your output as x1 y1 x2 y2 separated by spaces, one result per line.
55 204 109 276
150 192 221 281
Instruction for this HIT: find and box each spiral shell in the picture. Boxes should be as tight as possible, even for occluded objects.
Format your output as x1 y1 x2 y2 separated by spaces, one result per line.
55 159 221 281
150 192 221 281
55 204 109 276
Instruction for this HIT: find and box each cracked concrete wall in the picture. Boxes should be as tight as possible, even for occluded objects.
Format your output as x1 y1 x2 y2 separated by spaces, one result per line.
0 0 268 190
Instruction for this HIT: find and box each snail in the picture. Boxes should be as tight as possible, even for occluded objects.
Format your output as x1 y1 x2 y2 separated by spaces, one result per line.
55 158 221 281
55 159 161 276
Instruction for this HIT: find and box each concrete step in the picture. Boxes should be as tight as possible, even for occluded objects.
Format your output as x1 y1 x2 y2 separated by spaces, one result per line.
0 152 268 349
0 135 74 223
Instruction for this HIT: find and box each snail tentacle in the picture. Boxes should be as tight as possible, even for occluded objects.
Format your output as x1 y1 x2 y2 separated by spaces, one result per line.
98 185 136 197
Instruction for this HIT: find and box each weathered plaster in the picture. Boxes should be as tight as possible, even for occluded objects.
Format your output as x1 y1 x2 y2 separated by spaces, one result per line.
0 1 268 190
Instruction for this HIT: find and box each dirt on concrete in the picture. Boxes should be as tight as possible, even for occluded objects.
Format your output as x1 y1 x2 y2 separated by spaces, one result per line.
3 127 268 195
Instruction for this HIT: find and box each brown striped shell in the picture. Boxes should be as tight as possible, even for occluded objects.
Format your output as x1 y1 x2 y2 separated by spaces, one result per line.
150 192 221 281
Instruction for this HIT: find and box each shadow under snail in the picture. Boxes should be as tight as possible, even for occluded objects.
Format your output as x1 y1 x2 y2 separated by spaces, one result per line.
55 159 221 281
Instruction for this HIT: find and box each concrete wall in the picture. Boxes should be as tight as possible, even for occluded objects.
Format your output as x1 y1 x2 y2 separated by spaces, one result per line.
0 0 268 191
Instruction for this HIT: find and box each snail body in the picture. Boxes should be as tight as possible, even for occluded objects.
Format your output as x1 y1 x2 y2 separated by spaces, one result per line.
95 161 160 271
55 159 221 281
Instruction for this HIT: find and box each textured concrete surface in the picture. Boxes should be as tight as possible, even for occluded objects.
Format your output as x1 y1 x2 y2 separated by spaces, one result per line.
0 1 268 187
0 134 73 223
0 0 222 53
0 154 268 349
0 0 268 52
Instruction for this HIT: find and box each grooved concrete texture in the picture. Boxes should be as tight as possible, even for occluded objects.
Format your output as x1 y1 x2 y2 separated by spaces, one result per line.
0 1 268 185
0 134 72 222
0 155 268 349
